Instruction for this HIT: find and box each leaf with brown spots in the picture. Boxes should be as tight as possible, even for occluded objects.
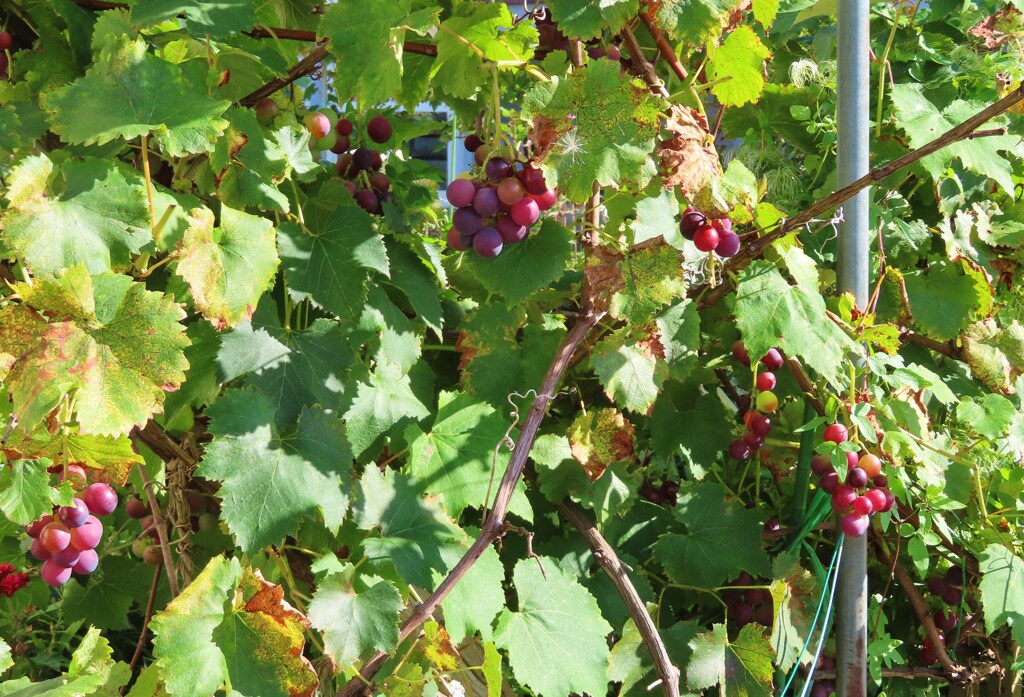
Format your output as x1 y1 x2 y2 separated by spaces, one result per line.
659 105 722 198
421 621 460 672
568 408 636 480
969 5 1024 50
0 264 189 437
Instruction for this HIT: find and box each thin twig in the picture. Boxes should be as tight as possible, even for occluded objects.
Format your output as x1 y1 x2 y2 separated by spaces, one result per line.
638 11 688 82
126 570 161 682
696 83 1024 308
621 26 669 99
137 465 180 597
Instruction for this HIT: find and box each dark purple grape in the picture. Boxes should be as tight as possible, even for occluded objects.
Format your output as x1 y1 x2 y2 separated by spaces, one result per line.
367 115 392 143
446 179 476 208
872 474 888 488
587 46 606 59
518 164 548 195
763 517 781 532
736 394 751 414
336 118 353 136
369 172 390 193
761 348 784 370
717 231 741 257
485 157 512 182
945 567 965 587
846 467 868 489
472 186 500 217
819 471 840 493
330 135 350 154
809 682 834 697
355 189 378 213
811 454 833 476
745 588 771 605
743 430 765 450
754 604 775 627
680 207 706 240
496 215 528 244
453 207 484 235
729 439 751 461
732 340 750 366
934 609 959 631
352 147 375 171
464 134 483 152
819 656 835 670
734 572 753 586
58 499 90 529
928 577 951 596
749 413 771 436
473 227 503 258
731 602 754 626
369 151 383 171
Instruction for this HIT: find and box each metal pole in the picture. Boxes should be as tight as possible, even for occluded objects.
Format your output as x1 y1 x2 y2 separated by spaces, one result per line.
835 0 870 691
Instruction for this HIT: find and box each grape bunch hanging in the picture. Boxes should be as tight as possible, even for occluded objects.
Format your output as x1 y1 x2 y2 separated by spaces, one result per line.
813 424 895 536
446 135 558 258
680 207 741 257
24 465 118 586
728 341 784 461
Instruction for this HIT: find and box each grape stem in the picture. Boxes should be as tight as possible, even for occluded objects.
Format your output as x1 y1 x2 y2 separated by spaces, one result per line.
137 464 180 597
124 569 161 689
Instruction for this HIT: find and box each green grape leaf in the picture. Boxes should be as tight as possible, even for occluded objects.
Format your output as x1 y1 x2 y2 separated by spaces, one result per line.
272 125 318 177
653 0 748 46
568 407 636 480
735 257 859 387
688 624 775 697
0 459 55 526
355 467 464 588
979 543 1024 635
45 36 230 156
0 154 150 276
904 260 991 342
654 482 770 587
131 0 256 36
318 0 438 107
308 565 404 671
608 245 687 321
277 199 390 321
522 59 662 203
634 189 682 246
957 394 1015 439
462 219 575 304
752 0 779 28
151 556 242 697
0 637 10 673
0 265 189 436
212 568 318 697
592 329 668 414
406 391 511 518
891 83 1019 195
197 388 353 554
432 3 538 99
212 109 290 213
62 557 159 631
175 206 279 330
382 238 444 335
650 383 732 474
216 318 290 383
60 627 131 696
344 362 430 458
546 0 638 39
494 558 613 697
770 553 819 673
434 538 505 645
707 26 771 107
255 0 322 31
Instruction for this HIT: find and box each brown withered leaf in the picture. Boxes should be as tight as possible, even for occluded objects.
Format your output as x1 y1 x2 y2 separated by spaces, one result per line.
659 104 722 199
969 6 1024 50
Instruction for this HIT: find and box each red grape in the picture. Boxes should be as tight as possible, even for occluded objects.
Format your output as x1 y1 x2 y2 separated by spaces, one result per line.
51 546 81 569
30 539 50 561
143 545 164 566
304 113 330 138
606 45 621 60
934 609 958 631
518 164 547 195
743 430 765 450
531 189 557 211
728 440 751 461
846 467 868 489
453 207 484 235
761 348 784 370
253 98 278 123
72 549 99 575
485 157 513 182
335 118 353 136
693 224 720 252
716 231 741 257
367 115 392 143
872 474 888 488
927 577 950 596
832 484 857 511
732 340 750 366
864 488 887 511
83 483 118 516
823 423 848 444
472 186 500 217
354 189 378 214
58 498 90 528
496 215 528 244
70 516 103 551
496 177 525 205
811 454 832 476
852 495 874 515
732 602 754 626
945 566 965 587
840 512 870 536
472 227 503 258
41 560 72 586
40 523 71 553
369 172 390 193
745 588 771 605
447 227 469 251
754 604 775 627
464 134 483 152
510 198 539 227
846 451 859 469
352 147 375 171
330 135 350 154
474 145 492 166
713 217 733 232
749 412 771 436
756 371 776 391
59 464 87 489
446 179 476 208
25 514 52 538
820 471 840 493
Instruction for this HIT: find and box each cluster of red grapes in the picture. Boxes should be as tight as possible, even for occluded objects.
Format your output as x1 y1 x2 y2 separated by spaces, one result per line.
445 135 557 258
728 342 783 461
124 494 164 566
812 423 895 537
680 207 741 257
0 562 29 597
723 572 775 631
808 658 836 697
638 478 680 507
921 568 979 664
25 467 118 586
330 115 393 216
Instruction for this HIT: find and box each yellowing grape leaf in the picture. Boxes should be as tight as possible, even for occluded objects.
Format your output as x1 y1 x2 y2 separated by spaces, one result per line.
688 624 775 697
523 59 662 202
653 0 748 47
568 407 636 480
45 36 230 156
0 265 189 436
707 27 771 107
0 154 151 277
175 206 280 330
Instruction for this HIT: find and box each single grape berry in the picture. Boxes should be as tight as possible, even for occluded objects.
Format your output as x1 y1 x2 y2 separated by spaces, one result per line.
927 576 950 596
942 587 964 606
72 549 99 575
30 539 50 561
713 217 733 232
40 523 71 553
820 471 840 493
823 423 848 444
253 98 278 123
335 118 354 136
355 189 378 214
853 496 875 515
453 207 484 235
840 512 870 537
945 566 965 587
531 189 558 211
496 215 528 244
70 516 103 551
510 198 540 227
748 412 771 436
446 227 469 251
716 231 741 258
693 224 720 252
474 144 492 166
756 372 776 391
934 609 959 631
732 340 750 366
878 488 895 512
352 147 375 171
746 588 771 605
743 430 765 450
485 157 513 182
732 602 754 626
472 186 500 218
446 179 476 208
330 135 350 154
60 464 88 490
518 164 547 195
872 474 888 488
859 453 882 478
606 45 621 60
473 227 503 258
366 115 392 143
58 499 90 529
25 515 52 538
369 172 390 193
679 207 706 240
864 488 887 511
761 348 784 371
143 545 164 566
754 604 775 627
832 484 857 511
846 451 860 469
464 134 483 152
51 546 81 569
846 467 868 489
811 454 833 476
41 560 72 587
83 483 118 516
728 439 752 461
496 177 526 205
755 390 779 413
303 112 331 139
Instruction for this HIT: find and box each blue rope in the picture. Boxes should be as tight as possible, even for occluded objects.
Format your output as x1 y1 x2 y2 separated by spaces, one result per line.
778 534 845 697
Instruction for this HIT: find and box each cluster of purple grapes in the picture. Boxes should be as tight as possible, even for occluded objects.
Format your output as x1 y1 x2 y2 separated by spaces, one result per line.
728 342 784 461
445 136 557 258
812 424 895 537
921 568 979 664
638 478 680 507
680 207 741 257
723 572 774 630
331 115 393 215
25 467 118 586
808 662 836 697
